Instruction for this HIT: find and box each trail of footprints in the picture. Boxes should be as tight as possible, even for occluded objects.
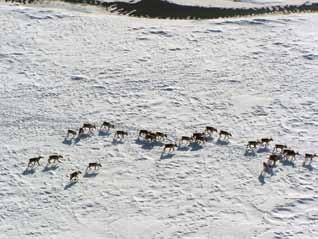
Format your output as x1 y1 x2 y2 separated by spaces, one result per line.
25 121 316 186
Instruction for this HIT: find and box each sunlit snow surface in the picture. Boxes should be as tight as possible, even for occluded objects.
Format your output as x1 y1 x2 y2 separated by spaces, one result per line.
0 2 318 239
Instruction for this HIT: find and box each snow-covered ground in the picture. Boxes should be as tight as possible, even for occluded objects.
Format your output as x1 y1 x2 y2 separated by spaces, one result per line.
1 2 318 239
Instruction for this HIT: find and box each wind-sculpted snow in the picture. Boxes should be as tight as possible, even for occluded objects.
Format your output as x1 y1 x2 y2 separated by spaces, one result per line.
5 0 318 19
1 3 318 239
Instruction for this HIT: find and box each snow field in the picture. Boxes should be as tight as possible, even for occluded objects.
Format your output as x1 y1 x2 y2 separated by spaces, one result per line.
0 3 318 238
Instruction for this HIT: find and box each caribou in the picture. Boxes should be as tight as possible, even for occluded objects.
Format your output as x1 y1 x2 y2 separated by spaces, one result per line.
246 141 260 150
87 162 102 170
69 171 82 181
179 136 192 145
192 132 205 140
194 135 207 144
28 156 43 167
145 133 157 142
155 132 167 141
82 123 96 133
219 130 232 140
283 149 299 161
48 154 63 164
268 154 280 167
273 144 287 153
66 129 77 138
138 130 150 138
303 153 317 166
205 126 217 135
100 121 115 131
260 138 273 147
163 143 177 152
114 130 128 139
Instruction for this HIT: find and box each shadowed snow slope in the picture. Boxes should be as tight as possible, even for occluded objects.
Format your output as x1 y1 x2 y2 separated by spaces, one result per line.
0 3 318 239
5 0 318 19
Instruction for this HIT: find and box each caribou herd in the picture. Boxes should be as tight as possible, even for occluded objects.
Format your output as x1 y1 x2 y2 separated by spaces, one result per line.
246 139 316 176
26 121 316 183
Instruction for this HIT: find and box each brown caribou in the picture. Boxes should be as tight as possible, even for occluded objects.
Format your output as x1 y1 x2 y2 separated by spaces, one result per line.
194 135 207 144
138 130 150 138
114 130 128 139
179 136 192 145
82 123 96 133
273 144 287 152
303 153 317 166
268 154 280 167
260 138 273 147
205 126 217 135
145 133 157 142
246 140 260 150
100 121 115 131
87 162 102 170
219 130 232 140
28 156 43 167
69 171 82 181
163 143 177 152
155 132 167 141
66 129 77 138
48 154 63 164
192 132 205 140
283 149 299 161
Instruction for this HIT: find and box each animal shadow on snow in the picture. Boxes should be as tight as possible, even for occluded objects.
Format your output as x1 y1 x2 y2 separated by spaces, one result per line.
280 159 295 168
303 164 314 171
258 167 274 185
84 169 99 178
135 139 163 150
205 136 215 142
143 141 163 150
42 164 59 172
98 130 111 137
135 138 145 145
189 142 203 151
142 142 155 150
215 139 230 146
64 180 78 190
63 138 73 145
258 174 266 185
257 147 270 153
244 149 256 157
177 145 190 151
160 152 175 160
23 167 37 175
74 134 92 144
112 138 125 145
